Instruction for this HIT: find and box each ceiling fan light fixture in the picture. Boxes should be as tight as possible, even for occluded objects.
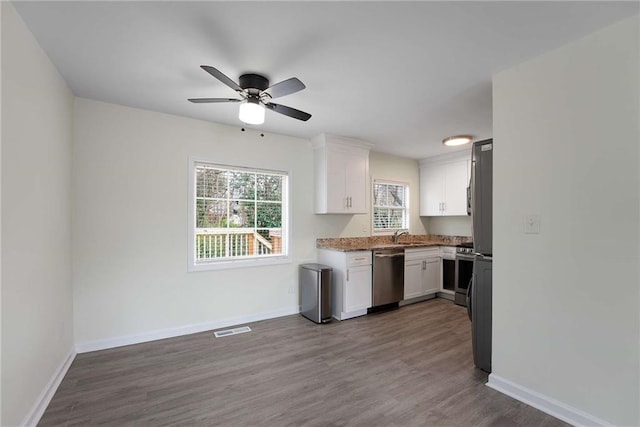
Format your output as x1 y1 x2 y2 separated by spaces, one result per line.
239 97 265 125
442 135 473 147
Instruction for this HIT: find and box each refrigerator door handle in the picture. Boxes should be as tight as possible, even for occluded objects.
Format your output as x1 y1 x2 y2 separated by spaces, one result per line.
466 274 474 321
470 159 476 242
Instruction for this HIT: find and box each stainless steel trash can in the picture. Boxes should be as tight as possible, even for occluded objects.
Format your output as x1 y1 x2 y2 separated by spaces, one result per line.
299 263 332 323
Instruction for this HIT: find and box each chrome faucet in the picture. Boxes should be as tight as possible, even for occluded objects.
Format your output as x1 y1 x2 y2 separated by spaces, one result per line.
393 229 409 243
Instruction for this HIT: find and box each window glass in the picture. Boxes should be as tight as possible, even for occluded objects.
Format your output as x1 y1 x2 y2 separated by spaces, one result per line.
373 181 408 232
191 162 288 268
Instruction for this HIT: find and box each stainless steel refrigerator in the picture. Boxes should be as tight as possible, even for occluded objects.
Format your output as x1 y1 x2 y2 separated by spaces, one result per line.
467 138 493 373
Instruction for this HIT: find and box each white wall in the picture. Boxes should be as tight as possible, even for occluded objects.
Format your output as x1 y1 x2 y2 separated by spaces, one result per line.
492 15 639 426
0 4 4 422
316 151 426 237
72 101 430 346
370 151 426 236
316 151 426 238
72 99 320 345
1 2 74 425
424 216 471 237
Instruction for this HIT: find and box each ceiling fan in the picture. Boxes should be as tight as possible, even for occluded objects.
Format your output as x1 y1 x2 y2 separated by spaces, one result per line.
188 65 312 125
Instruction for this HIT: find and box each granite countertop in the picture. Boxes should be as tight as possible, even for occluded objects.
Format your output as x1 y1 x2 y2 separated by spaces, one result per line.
316 235 472 252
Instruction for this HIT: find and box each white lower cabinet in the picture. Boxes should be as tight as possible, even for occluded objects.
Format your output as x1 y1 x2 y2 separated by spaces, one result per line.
423 257 440 294
404 259 424 300
343 265 372 312
404 248 441 300
317 249 372 320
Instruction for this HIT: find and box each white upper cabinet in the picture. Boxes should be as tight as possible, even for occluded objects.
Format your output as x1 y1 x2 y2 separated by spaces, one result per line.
313 134 372 214
419 151 471 216
442 160 469 215
420 165 444 216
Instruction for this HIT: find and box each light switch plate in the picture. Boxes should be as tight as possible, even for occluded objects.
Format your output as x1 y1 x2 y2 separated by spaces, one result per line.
524 215 540 234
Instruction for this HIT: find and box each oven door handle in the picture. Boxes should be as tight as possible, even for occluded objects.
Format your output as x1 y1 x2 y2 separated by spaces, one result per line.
466 274 473 321
456 253 477 261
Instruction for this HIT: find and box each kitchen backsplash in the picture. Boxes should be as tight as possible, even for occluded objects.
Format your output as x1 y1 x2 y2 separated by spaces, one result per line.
423 216 472 237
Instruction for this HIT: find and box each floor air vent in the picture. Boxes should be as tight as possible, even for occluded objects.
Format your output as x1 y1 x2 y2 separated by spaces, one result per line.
214 326 252 338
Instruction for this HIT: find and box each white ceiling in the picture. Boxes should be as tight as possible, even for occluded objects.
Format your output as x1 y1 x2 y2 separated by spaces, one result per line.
13 1 639 159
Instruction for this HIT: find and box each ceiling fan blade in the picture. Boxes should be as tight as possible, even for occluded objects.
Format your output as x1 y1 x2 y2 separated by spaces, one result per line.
265 77 306 99
188 98 242 103
200 65 243 92
265 102 312 121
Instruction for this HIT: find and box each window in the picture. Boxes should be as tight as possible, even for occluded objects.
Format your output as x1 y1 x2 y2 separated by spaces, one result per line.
188 160 289 270
372 180 408 233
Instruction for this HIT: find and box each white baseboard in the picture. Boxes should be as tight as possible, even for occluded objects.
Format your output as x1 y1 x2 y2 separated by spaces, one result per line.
21 347 76 427
487 374 613 427
75 306 300 353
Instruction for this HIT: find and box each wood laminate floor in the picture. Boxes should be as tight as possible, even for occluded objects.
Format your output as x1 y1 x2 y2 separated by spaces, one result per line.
39 299 566 426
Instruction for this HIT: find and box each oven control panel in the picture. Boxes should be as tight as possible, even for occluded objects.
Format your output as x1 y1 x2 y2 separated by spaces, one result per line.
456 247 474 254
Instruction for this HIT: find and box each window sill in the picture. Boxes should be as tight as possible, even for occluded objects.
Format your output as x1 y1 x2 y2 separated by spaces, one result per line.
188 255 291 272
372 229 405 236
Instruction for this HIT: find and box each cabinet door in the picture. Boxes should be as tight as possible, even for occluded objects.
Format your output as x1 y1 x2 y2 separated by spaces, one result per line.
424 257 441 294
344 265 372 312
344 150 368 213
443 160 468 216
420 165 444 216
404 259 424 299
325 148 348 213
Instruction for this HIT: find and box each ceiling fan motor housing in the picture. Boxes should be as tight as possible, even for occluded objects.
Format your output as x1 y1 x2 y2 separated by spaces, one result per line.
239 74 269 92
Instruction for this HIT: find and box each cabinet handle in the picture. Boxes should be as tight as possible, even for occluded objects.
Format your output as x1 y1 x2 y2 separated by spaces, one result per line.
346 269 349 281
422 260 426 270
442 202 446 212
348 196 352 208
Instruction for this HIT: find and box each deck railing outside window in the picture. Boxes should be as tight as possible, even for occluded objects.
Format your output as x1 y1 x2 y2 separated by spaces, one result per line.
190 161 288 269
195 228 282 260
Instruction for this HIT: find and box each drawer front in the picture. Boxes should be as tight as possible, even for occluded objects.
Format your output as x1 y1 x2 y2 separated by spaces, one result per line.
346 251 372 267
405 247 440 260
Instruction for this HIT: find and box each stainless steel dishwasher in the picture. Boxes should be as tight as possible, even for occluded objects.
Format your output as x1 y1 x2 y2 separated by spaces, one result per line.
372 248 405 306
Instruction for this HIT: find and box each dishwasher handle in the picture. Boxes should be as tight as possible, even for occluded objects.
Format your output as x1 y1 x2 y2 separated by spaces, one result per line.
374 252 405 258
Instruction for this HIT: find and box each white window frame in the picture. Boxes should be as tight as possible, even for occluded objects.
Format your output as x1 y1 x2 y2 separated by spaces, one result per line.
372 179 409 235
188 157 291 272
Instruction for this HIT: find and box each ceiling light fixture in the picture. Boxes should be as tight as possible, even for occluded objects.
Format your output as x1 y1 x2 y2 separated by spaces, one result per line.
442 135 473 147
238 97 265 125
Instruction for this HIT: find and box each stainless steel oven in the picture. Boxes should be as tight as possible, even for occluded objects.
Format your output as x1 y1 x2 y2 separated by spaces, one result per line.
455 244 474 306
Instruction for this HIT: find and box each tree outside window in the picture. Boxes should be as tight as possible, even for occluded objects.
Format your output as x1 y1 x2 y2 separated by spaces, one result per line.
192 163 288 264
